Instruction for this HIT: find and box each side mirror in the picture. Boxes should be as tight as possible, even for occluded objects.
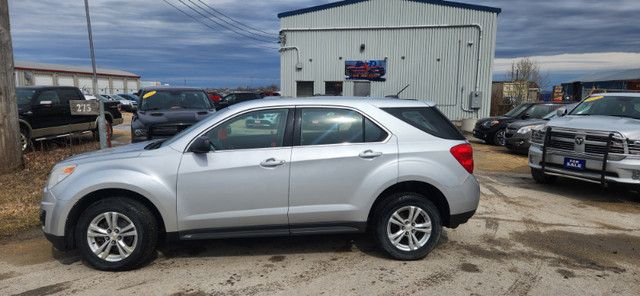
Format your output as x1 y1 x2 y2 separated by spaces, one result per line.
556 108 567 117
522 113 530 119
190 136 211 153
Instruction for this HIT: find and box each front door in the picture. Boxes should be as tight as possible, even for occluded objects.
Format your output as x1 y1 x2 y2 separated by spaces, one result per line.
176 108 293 238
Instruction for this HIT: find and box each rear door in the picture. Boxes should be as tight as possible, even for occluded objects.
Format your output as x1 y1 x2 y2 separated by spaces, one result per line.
287 107 398 233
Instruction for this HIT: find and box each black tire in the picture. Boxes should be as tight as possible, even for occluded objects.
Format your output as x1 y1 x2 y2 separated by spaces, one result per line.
531 167 556 184
76 197 157 271
20 127 30 152
492 129 506 146
373 193 442 260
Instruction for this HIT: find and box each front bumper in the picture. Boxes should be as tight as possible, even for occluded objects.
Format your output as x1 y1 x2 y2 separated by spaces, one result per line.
505 132 531 153
528 145 640 185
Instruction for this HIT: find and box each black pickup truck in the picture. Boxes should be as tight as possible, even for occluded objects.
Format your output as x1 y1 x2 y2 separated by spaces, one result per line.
17 86 123 152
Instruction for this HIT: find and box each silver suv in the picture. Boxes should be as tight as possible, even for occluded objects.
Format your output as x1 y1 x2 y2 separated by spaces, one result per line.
529 93 640 187
40 97 479 271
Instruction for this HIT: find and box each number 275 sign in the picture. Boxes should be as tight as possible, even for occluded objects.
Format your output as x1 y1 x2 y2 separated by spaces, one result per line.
70 100 100 115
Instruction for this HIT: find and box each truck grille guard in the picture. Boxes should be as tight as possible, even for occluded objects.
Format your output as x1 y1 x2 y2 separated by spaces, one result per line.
541 126 618 187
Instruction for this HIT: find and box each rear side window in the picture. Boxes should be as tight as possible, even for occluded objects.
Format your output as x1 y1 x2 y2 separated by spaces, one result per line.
382 107 465 140
299 108 388 146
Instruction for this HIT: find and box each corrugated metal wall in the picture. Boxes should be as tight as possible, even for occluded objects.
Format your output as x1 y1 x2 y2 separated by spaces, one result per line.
279 0 498 121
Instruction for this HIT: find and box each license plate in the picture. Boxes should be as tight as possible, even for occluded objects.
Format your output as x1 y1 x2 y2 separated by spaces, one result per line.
564 157 585 170
254 120 261 124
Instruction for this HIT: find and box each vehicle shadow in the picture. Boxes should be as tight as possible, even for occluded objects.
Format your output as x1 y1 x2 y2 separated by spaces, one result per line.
155 232 390 261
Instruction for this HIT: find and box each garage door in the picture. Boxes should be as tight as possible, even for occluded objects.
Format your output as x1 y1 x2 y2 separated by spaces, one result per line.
34 74 54 86
58 76 74 86
78 77 93 94
112 79 124 93
98 78 109 94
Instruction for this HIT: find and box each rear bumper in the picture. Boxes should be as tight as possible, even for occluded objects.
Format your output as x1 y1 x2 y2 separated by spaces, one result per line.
448 210 476 229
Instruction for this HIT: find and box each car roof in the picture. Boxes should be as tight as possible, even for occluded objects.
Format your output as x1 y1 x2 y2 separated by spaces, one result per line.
226 96 436 110
140 86 205 92
587 92 640 98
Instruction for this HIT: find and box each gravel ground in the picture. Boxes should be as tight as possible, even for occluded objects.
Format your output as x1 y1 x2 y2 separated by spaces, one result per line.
1 131 638 296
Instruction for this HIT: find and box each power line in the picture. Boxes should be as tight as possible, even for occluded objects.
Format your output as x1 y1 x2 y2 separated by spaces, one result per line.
195 0 276 38
178 0 277 44
161 0 279 49
187 0 276 42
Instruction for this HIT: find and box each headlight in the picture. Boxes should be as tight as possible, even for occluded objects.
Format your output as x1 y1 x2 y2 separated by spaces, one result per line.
482 120 499 128
134 129 148 136
46 165 76 189
517 124 544 134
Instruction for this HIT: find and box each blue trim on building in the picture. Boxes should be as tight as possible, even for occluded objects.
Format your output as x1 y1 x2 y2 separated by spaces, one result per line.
278 0 501 18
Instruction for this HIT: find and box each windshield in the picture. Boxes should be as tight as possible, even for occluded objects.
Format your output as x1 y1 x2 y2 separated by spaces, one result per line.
17 89 36 105
504 103 530 117
140 90 213 111
161 107 230 148
569 95 640 119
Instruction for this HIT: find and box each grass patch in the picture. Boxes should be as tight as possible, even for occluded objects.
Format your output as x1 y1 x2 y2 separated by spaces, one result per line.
0 137 100 239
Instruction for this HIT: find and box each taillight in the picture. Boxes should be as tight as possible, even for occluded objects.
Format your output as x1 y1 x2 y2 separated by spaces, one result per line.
450 143 474 174
117 103 122 111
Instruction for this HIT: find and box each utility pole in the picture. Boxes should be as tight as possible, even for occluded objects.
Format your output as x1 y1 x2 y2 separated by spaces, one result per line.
84 0 107 149
0 0 23 173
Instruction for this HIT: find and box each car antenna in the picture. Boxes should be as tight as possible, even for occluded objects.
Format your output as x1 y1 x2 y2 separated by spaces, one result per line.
385 84 410 98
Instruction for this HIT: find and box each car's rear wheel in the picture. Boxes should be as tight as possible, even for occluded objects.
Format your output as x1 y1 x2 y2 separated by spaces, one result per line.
76 197 157 271
531 167 557 184
374 193 441 260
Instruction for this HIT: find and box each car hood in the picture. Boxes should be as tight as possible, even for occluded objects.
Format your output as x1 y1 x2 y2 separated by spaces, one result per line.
136 109 215 125
548 115 640 138
507 119 547 129
476 116 512 125
60 141 150 164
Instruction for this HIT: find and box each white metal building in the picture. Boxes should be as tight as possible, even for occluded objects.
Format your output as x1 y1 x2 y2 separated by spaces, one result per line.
278 0 501 120
14 61 141 95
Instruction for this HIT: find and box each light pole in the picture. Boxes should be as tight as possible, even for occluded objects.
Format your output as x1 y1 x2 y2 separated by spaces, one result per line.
84 0 107 149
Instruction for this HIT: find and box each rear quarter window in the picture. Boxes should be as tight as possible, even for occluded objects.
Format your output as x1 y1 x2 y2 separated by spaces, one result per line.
382 107 465 140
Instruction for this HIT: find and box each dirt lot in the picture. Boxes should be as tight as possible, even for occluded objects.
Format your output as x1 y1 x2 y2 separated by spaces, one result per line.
1 127 639 295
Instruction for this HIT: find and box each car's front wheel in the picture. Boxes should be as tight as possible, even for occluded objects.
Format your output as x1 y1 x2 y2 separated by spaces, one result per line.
531 167 557 184
374 193 442 260
20 128 30 152
493 129 506 146
76 197 157 271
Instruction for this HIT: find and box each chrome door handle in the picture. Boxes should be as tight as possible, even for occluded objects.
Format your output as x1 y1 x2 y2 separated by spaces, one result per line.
260 158 285 167
359 150 383 159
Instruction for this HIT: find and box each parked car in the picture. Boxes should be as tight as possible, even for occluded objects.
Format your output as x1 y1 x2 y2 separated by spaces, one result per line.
130 86 215 142
505 103 578 154
101 94 138 112
528 93 640 187
217 92 261 109
40 97 479 271
473 101 572 145
118 93 139 103
17 86 122 152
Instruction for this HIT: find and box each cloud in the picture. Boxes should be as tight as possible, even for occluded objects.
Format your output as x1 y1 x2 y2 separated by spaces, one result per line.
493 52 640 73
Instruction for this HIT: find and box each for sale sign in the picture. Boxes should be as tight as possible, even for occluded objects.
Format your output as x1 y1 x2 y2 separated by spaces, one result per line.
70 100 100 115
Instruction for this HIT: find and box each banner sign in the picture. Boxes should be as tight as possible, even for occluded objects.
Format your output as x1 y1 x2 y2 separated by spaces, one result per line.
345 60 386 81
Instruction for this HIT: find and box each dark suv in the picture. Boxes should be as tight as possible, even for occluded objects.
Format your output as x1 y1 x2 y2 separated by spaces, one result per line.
131 87 215 142
473 102 571 145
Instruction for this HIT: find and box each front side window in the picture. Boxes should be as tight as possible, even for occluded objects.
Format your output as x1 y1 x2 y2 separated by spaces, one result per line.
204 109 289 151
300 108 387 146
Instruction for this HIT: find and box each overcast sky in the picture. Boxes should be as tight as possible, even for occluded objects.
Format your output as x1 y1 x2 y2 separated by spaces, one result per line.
7 0 640 91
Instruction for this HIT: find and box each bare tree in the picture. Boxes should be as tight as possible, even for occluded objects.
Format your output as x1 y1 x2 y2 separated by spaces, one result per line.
0 0 22 173
505 57 550 105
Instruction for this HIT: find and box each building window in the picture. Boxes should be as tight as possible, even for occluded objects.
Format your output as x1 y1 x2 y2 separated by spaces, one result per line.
325 81 343 96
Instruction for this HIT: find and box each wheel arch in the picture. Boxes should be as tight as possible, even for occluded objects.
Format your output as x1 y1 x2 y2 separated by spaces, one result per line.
368 181 451 228
64 188 166 250
18 119 32 136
